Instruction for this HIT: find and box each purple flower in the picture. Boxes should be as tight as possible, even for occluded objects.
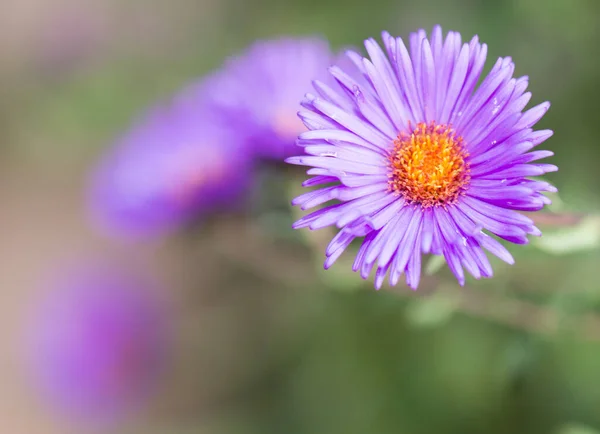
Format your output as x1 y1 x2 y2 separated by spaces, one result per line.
89 81 253 240
209 37 336 160
287 26 557 290
25 262 171 424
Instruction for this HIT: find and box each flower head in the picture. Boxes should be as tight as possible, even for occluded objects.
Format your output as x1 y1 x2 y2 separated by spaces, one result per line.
89 81 253 239
25 262 171 424
287 26 557 290
210 37 336 160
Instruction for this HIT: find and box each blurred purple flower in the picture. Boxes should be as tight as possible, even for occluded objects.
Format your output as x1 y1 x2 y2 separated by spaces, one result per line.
287 26 557 290
89 84 253 239
209 37 336 160
26 262 171 424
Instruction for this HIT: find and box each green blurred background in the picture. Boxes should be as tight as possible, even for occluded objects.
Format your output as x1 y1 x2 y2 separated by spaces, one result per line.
1 0 600 433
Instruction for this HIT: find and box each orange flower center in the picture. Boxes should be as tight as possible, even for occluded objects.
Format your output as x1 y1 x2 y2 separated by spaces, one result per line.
168 147 226 205
273 111 305 140
388 122 470 207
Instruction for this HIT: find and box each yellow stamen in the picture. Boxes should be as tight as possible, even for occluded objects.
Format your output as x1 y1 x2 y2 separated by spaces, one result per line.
388 122 470 207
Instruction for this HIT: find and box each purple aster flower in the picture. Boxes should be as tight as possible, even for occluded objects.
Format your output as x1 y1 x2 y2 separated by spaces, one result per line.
287 26 557 290
25 262 172 425
89 81 253 240
209 37 336 160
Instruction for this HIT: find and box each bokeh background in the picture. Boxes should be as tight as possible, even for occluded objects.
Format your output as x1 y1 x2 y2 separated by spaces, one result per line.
1 0 600 433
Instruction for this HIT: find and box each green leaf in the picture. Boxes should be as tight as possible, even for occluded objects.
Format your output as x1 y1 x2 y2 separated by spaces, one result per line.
424 255 447 276
545 191 566 213
534 216 600 255
404 290 459 329
317 256 364 292
256 211 300 242
556 423 600 434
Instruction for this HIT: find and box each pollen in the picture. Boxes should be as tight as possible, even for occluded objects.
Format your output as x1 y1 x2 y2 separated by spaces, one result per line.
388 122 470 207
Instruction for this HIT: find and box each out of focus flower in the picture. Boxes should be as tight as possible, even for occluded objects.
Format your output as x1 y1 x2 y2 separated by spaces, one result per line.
26 262 171 424
210 37 336 160
89 83 253 239
288 26 556 290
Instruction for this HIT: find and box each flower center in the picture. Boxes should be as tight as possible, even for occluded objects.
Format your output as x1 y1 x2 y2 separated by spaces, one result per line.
168 148 226 205
388 122 470 207
273 110 305 140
